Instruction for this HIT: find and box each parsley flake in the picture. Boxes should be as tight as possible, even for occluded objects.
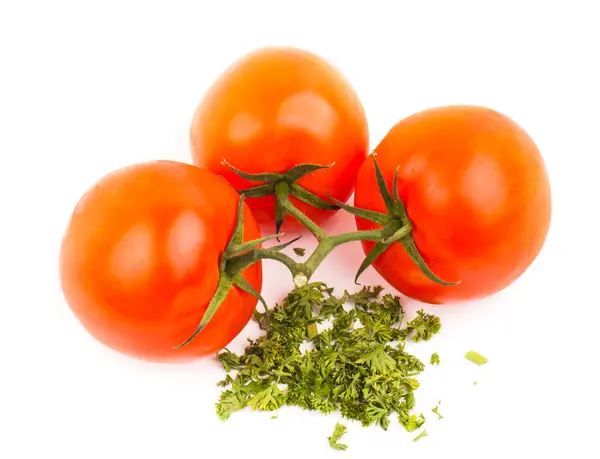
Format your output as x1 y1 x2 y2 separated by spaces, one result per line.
401 310 441 341
293 247 306 257
328 422 348 450
465 351 488 365
413 429 428 442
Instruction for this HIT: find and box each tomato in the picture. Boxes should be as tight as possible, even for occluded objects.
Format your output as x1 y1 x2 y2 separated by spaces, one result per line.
59 161 262 362
190 46 369 231
354 106 551 304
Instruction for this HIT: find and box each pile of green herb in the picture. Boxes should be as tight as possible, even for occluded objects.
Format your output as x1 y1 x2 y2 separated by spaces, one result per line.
216 282 441 436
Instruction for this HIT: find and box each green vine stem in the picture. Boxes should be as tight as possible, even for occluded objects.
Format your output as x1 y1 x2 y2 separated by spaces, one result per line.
229 225 385 288
175 155 458 348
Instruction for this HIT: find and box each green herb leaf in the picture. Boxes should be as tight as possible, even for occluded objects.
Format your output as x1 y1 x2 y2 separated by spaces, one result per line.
247 384 287 411
217 349 241 372
399 412 425 432
328 422 348 451
356 344 396 373
216 389 248 421
413 429 428 442
431 404 443 420
430 353 440 365
347 285 385 305
293 247 306 257
465 351 488 365
401 310 441 342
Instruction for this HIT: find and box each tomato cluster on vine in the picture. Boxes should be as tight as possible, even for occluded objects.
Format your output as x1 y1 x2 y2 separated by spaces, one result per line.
59 47 551 362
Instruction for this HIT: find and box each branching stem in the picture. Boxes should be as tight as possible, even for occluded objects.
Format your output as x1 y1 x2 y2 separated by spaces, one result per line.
176 156 458 347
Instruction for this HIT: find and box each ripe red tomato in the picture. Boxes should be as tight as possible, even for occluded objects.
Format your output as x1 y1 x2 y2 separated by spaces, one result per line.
190 46 369 231
354 106 551 304
59 161 262 362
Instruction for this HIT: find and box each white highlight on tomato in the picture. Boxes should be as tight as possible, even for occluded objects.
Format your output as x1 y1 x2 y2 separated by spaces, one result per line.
277 91 337 140
110 222 156 289
167 210 207 281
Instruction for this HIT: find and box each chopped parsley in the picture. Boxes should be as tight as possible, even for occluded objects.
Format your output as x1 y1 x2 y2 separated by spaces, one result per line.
413 429 428 442
431 404 443 420
328 422 348 450
430 353 440 365
216 283 442 437
399 310 441 342
465 351 488 366
293 247 306 257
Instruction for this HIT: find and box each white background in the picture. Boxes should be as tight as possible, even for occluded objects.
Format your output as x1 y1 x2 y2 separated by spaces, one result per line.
1 1 599 458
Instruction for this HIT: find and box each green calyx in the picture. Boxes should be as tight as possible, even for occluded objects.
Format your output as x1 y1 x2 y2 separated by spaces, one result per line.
174 196 271 348
176 156 458 348
331 155 458 287
222 159 339 234
174 195 305 348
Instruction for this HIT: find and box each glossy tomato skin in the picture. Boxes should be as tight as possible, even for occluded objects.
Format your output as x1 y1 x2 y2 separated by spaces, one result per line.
60 161 262 362
190 47 369 231
355 106 551 304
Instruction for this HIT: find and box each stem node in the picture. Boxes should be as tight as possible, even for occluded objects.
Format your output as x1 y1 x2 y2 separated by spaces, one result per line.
294 274 308 288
